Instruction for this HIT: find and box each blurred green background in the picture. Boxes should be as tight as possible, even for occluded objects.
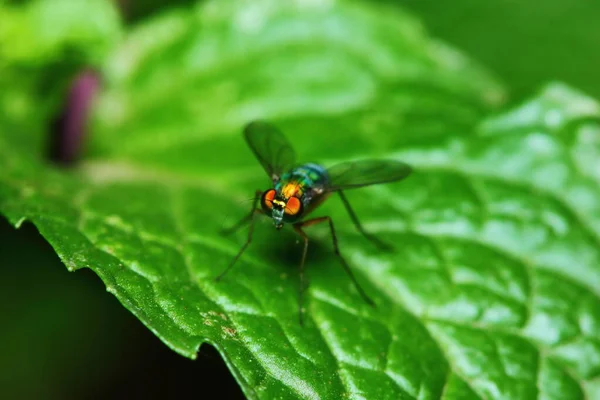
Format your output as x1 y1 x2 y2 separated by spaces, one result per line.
1 0 599 398
402 0 600 100
118 0 600 100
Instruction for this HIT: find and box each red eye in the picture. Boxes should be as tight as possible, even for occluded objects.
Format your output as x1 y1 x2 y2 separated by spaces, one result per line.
262 189 276 209
285 197 302 215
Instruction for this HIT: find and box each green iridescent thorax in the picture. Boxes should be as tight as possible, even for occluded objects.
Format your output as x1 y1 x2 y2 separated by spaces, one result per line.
275 163 329 203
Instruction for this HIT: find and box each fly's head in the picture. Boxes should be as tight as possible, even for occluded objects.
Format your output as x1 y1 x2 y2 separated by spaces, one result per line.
261 189 304 229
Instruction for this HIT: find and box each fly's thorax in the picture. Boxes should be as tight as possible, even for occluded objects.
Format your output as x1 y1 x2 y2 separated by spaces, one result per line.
276 179 305 200
277 164 328 199
279 163 329 188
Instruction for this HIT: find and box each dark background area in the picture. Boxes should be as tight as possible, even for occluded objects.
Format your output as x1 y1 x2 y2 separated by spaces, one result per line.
0 218 245 399
1 0 599 398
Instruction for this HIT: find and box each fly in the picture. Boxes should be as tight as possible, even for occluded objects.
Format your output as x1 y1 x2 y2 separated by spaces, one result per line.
216 120 413 325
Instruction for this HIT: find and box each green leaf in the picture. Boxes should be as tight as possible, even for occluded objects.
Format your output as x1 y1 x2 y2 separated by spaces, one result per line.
1 1 599 399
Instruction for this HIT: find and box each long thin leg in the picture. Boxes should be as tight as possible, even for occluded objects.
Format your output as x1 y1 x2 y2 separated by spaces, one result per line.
215 190 262 281
220 190 263 236
292 225 310 326
338 191 392 251
294 217 375 320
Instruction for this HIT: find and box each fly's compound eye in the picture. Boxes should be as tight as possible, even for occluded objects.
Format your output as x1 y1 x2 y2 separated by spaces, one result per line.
284 196 302 216
261 189 276 212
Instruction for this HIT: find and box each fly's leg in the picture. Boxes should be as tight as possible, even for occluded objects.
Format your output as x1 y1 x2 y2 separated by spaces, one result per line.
338 191 393 251
220 190 263 236
294 216 375 324
292 224 311 326
215 190 263 281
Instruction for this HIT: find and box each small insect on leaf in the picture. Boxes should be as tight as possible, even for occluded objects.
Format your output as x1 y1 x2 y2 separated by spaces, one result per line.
218 121 413 324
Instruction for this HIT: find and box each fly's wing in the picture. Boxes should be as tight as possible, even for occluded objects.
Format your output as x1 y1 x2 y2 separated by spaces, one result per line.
244 120 296 182
326 159 412 191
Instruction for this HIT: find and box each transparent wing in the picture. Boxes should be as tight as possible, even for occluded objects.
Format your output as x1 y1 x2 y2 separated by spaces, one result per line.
326 159 412 191
244 120 296 182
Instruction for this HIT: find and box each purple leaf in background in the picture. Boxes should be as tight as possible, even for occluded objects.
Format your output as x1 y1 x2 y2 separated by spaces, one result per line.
49 69 100 165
